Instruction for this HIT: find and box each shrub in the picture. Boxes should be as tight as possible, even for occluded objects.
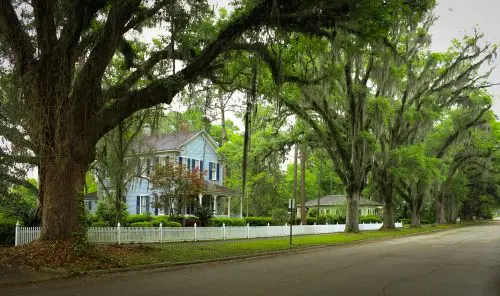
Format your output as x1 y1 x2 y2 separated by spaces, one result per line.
126 214 153 225
195 205 213 227
270 208 289 225
95 196 128 226
169 216 200 227
245 216 274 226
397 218 432 225
151 216 170 227
90 221 110 227
0 215 19 245
399 218 411 224
359 215 383 223
308 207 319 218
86 214 99 227
130 221 153 227
209 218 246 227
164 221 182 227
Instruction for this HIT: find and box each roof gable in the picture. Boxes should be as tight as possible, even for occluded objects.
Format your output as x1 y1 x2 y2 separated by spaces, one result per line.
132 130 218 154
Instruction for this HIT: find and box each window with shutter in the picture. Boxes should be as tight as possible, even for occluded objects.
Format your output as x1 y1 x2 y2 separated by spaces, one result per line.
210 162 217 181
216 163 220 181
208 162 213 180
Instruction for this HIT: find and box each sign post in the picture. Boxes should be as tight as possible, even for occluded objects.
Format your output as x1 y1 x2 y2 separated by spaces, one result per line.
289 199 295 246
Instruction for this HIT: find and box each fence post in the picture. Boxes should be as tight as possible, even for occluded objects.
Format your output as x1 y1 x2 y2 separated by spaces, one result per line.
267 223 271 238
247 223 250 239
314 222 317 235
117 222 121 245
223 223 226 240
15 221 20 246
194 223 197 242
159 222 163 243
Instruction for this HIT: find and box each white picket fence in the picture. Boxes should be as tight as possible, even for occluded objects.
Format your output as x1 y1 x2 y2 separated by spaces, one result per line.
14 221 403 246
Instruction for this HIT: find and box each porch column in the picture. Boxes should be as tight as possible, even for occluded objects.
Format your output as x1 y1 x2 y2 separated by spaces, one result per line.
227 196 231 218
198 193 202 206
213 195 217 215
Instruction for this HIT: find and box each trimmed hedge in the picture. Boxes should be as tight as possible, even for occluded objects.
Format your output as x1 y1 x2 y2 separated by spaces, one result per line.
0 216 18 245
163 221 182 227
151 216 171 227
90 221 110 227
210 218 246 227
398 218 432 225
126 214 153 225
169 216 200 227
244 216 274 226
130 221 153 227
359 215 383 223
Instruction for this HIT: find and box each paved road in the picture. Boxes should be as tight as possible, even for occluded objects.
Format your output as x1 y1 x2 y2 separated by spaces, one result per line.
3 224 500 296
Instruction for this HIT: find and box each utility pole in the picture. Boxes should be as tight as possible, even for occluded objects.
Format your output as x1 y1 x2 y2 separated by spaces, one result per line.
300 145 307 225
317 158 322 225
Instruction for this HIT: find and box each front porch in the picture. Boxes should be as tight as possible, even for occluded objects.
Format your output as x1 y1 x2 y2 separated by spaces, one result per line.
184 181 238 218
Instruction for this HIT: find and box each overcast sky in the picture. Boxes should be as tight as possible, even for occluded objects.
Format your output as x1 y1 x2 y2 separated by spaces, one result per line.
207 0 500 116
430 0 500 116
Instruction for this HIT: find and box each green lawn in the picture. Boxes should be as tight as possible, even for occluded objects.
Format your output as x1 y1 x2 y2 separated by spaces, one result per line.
114 223 469 268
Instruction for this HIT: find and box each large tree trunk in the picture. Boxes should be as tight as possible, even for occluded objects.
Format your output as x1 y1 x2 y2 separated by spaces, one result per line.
300 145 306 225
410 196 423 228
446 195 457 224
382 198 396 230
39 158 86 240
410 205 421 228
345 191 360 232
435 194 446 224
380 176 396 230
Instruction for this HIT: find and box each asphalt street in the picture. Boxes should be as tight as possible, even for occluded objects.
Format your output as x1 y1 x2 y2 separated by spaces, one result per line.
3 224 500 296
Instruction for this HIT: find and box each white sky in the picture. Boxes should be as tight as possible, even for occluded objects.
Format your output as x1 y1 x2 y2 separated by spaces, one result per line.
430 0 500 116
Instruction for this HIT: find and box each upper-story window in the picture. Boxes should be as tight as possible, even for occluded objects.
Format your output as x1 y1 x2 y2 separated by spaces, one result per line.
209 162 218 181
153 156 160 168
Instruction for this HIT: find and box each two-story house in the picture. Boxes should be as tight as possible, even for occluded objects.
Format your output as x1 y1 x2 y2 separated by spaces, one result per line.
92 128 237 217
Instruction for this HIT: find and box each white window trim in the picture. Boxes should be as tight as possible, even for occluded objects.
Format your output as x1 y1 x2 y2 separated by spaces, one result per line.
139 195 150 215
210 162 217 181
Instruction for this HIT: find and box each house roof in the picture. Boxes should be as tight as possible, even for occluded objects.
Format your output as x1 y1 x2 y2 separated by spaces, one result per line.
84 191 98 200
304 195 382 207
203 181 237 195
132 130 218 153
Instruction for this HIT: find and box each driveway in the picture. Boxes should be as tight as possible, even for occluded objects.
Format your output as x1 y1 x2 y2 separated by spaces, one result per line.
2 223 500 296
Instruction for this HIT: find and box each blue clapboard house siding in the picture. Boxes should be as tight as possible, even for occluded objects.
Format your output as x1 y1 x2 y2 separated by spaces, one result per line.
116 130 224 216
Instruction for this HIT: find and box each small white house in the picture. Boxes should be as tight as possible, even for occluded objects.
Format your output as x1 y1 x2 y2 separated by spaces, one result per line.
297 195 383 217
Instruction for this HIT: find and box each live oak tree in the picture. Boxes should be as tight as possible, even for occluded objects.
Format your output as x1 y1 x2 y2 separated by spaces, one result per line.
2 0 403 240
368 13 496 228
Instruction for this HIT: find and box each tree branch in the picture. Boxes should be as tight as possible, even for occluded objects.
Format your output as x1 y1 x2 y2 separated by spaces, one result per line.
0 1 35 69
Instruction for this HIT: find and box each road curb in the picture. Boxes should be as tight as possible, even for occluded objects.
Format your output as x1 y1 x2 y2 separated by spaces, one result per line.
0 223 482 288
79 224 477 276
